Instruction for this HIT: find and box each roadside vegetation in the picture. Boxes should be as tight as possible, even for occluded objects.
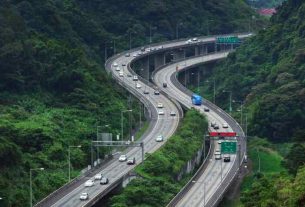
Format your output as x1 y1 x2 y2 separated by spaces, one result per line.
110 109 208 207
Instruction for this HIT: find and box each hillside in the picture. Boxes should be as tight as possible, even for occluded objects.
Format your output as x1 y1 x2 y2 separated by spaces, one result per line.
0 0 258 206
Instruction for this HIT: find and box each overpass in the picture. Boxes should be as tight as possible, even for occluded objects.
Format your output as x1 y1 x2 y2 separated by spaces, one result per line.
35 33 250 207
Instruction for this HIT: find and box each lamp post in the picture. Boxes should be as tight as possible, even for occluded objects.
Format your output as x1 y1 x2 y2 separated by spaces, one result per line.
192 180 206 206
222 90 232 114
68 145 81 181
233 100 244 126
176 22 183 39
113 39 116 55
96 124 110 162
191 72 200 93
205 78 216 104
121 110 132 141
30 168 44 207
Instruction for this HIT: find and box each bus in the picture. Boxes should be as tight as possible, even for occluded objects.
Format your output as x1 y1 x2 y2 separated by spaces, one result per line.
191 94 202 105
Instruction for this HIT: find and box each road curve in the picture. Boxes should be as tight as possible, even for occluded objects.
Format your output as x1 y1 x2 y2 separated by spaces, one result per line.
36 34 248 207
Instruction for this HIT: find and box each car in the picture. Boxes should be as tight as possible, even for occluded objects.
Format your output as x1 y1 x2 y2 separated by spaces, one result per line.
224 154 231 162
94 174 103 180
80 192 89 200
213 124 219 130
119 154 127 162
170 111 176 116
136 83 141 88
115 66 121 71
127 74 132 77
192 37 198 42
210 121 216 127
158 110 165 115
157 103 163 108
141 47 145 52
84 179 94 187
119 71 124 77
100 177 109 185
125 53 130 57
154 90 160 95
222 123 229 128
204 107 210 112
122 63 126 66
186 39 192 44
218 140 222 144
143 90 149 94
155 135 164 142
125 140 131 145
215 151 221 160
133 75 138 81
112 62 118 67
133 54 137 57
163 82 167 88
127 157 136 165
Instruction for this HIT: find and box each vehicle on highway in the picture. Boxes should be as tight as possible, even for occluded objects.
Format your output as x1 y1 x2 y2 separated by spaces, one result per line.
158 110 165 115
112 62 118 67
222 123 229 128
157 103 163 108
122 63 126 66
119 154 127 162
191 94 202 105
125 53 130 57
115 66 121 71
143 90 149 94
211 121 216 127
84 179 94 187
156 135 164 142
100 177 109 185
94 174 103 180
218 140 222 144
127 74 132 77
204 107 210 112
163 82 167 88
154 90 160 95
133 54 137 57
186 39 192 44
224 154 230 162
170 111 176 116
127 157 136 165
192 37 198 42
215 151 222 160
213 124 220 130
141 47 145 52
133 75 138 81
80 192 89 200
136 83 141 88
119 71 124 77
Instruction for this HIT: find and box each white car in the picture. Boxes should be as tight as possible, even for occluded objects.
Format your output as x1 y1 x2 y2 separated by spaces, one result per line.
84 179 94 187
119 71 124 77
156 135 164 142
115 66 121 71
119 154 127 162
80 192 89 200
170 111 176 116
158 110 165 115
192 37 198 42
125 53 130 57
94 174 103 180
218 140 222 144
157 103 163 108
127 157 136 165
186 39 192 44
133 75 138 81
133 54 137 57
136 83 141 88
222 123 229 128
215 152 222 160
112 62 118 67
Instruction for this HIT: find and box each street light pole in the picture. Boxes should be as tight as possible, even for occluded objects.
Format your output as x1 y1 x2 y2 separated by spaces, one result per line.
113 39 116 55
206 78 216 104
68 145 81 181
121 110 132 141
233 100 244 126
223 90 232 114
30 168 44 207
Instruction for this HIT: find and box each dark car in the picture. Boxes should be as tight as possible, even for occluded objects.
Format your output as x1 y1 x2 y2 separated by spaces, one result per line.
163 83 167 88
100 177 109 185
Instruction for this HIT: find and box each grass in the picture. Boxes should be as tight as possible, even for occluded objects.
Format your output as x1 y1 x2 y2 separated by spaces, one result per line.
134 121 149 141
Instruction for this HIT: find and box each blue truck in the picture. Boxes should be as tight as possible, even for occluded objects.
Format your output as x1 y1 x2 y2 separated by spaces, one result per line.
191 94 202 105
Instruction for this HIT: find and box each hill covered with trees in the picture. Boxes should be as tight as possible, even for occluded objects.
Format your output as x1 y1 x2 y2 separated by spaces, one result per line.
0 0 258 206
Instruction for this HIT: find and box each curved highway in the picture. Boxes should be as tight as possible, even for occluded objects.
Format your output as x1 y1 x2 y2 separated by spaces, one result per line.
36 34 248 207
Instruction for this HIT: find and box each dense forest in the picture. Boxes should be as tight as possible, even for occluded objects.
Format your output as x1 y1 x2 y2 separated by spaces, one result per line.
0 0 259 206
247 0 285 8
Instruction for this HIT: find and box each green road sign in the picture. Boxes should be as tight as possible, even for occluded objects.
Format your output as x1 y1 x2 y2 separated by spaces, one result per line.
221 141 237 154
216 36 240 44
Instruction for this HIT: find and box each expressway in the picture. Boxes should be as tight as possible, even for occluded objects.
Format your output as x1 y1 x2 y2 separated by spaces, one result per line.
154 52 245 206
37 34 248 207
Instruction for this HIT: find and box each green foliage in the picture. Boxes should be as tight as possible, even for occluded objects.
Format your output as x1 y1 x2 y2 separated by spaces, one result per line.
110 110 208 207
282 143 305 175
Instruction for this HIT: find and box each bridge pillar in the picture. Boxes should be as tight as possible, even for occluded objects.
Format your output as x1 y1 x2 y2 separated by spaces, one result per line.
172 49 185 61
139 56 150 80
195 46 200 56
154 53 165 70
